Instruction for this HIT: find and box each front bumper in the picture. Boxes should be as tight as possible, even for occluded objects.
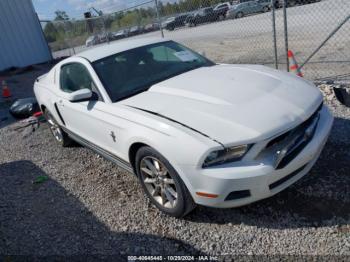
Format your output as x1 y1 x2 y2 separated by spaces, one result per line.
177 105 333 208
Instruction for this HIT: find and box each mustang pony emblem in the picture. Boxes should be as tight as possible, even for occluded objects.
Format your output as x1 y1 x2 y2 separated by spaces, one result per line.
110 131 116 142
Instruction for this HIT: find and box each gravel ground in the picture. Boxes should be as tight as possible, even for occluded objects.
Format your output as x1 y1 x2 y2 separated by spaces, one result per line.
0 67 350 260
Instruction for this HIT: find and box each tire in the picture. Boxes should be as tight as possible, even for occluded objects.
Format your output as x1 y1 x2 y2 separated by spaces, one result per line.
236 12 244 19
288 0 297 7
44 109 73 147
135 146 196 217
334 87 350 107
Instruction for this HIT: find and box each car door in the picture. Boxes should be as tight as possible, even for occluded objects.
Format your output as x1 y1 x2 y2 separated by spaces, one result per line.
250 1 262 13
197 10 205 23
205 8 214 22
55 61 121 155
239 3 248 14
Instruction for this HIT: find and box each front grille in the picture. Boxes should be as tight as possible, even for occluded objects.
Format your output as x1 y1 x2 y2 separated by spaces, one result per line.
264 103 323 169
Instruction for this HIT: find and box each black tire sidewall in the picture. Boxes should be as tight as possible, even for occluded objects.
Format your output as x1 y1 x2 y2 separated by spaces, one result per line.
135 146 194 217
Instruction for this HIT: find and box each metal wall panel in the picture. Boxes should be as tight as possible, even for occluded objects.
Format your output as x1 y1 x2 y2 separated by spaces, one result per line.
0 0 52 71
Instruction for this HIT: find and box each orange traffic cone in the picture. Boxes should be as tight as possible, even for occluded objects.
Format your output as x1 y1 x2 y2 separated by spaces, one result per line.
288 50 303 77
2 80 11 98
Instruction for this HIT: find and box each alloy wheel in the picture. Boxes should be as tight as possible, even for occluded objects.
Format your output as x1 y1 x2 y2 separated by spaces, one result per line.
140 156 178 209
47 113 63 143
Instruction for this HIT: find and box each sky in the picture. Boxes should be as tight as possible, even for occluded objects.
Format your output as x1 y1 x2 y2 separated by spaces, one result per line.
32 0 158 20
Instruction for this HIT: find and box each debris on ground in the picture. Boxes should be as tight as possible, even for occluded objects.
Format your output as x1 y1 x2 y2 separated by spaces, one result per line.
9 97 40 119
33 175 49 184
334 86 350 107
11 115 45 138
319 84 350 107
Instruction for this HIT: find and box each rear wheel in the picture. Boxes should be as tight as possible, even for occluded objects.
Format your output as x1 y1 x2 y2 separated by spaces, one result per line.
236 12 244 19
135 146 196 217
44 110 73 147
288 0 297 7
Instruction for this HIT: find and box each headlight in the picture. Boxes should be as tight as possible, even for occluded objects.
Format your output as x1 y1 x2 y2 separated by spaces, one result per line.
202 145 250 168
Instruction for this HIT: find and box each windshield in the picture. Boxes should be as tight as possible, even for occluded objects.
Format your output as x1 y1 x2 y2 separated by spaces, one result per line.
93 41 214 102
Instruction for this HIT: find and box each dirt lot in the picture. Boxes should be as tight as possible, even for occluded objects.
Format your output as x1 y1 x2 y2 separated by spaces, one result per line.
1 65 350 259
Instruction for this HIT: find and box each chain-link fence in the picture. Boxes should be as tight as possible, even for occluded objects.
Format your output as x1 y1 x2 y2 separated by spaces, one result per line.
40 0 350 83
40 0 159 58
284 0 350 83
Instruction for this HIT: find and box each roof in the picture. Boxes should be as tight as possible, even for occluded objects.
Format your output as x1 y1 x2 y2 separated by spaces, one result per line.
76 37 168 62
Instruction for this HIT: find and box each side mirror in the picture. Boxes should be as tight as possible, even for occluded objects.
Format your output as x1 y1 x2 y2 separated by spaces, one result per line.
68 88 93 102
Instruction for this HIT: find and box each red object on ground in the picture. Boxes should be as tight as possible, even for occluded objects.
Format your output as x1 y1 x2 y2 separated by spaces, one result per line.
2 80 11 98
33 111 43 117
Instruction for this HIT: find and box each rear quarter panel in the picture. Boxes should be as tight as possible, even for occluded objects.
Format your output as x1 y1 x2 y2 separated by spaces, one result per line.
34 67 63 125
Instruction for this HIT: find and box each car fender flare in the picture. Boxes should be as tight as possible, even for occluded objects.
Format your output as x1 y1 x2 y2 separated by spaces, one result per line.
126 137 196 195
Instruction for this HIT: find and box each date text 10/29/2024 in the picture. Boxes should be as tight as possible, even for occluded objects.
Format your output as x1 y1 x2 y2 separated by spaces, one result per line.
127 255 219 261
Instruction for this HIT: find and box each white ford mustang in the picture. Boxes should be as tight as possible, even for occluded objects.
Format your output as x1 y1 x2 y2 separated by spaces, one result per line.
34 38 333 217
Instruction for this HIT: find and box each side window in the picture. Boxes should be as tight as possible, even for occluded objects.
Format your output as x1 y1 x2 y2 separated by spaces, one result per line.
60 63 95 93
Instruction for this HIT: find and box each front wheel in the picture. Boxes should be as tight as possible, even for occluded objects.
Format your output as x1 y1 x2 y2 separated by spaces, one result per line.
44 110 73 147
135 146 196 217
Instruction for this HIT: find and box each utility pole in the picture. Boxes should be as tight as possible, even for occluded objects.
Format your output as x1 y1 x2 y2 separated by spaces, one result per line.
89 7 109 44
271 0 278 69
155 0 164 38
89 7 103 16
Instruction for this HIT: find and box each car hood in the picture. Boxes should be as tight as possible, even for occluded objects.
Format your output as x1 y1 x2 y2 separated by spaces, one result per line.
121 64 323 145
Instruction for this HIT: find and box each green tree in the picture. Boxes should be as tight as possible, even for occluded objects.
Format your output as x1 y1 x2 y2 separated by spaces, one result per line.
43 22 57 42
54 10 69 21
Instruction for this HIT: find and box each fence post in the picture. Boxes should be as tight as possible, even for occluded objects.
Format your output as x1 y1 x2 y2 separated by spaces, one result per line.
283 0 289 72
155 0 164 38
101 16 110 44
271 0 278 69
64 20 76 55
